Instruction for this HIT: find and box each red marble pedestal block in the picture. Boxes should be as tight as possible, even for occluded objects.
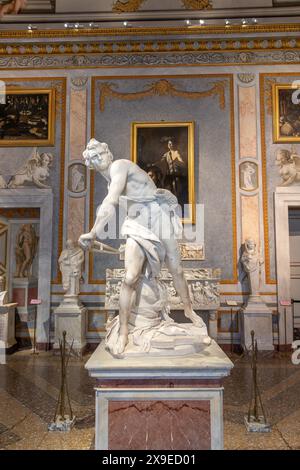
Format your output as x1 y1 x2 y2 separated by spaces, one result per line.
108 399 211 450
86 342 233 450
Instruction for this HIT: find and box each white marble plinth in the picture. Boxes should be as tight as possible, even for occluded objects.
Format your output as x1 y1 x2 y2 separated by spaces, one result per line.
241 300 274 351
0 303 18 352
54 298 87 352
85 341 233 450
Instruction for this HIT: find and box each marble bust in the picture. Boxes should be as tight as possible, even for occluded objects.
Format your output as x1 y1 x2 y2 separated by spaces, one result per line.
241 238 264 300
58 240 84 296
79 138 211 357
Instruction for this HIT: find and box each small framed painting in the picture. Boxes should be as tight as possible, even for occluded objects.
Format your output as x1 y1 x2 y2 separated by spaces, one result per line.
273 84 300 143
0 88 55 146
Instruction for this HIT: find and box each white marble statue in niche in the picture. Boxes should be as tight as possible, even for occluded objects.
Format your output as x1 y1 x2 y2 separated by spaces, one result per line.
240 161 258 191
15 224 39 278
79 139 211 357
7 148 53 189
275 148 300 186
58 240 84 296
241 238 264 301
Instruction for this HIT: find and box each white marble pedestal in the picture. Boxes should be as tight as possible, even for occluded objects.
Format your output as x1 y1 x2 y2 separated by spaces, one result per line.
54 296 87 353
85 341 233 450
12 278 38 320
0 303 18 362
241 298 274 351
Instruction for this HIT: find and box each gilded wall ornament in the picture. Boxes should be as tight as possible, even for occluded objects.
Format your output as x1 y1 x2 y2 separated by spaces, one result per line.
98 79 226 112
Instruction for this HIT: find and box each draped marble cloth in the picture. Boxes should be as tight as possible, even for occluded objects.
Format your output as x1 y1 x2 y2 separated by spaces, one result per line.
105 189 210 356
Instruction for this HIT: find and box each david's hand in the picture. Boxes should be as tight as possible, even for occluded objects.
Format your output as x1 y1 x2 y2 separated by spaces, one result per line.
78 232 95 250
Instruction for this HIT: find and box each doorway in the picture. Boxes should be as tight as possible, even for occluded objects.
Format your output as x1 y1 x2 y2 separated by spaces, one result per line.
289 208 300 340
0 189 53 349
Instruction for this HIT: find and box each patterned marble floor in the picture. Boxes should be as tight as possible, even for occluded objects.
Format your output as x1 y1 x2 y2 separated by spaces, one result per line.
0 348 299 450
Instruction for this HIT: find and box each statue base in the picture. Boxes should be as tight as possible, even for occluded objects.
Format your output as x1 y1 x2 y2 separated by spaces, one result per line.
244 415 271 433
241 298 274 351
48 415 76 432
54 296 87 353
0 303 18 362
85 341 233 450
12 277 38 320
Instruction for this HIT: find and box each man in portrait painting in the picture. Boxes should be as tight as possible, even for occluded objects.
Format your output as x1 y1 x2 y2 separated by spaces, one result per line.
149 137 188 209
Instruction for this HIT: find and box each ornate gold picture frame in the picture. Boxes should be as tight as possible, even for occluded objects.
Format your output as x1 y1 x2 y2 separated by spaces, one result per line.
131 121 195 224
0 88 55 146
272 83 300 143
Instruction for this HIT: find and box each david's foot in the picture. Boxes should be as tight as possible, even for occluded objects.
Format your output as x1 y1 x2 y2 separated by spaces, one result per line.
184 309 205 328
112 333 128 356
203 336 211 345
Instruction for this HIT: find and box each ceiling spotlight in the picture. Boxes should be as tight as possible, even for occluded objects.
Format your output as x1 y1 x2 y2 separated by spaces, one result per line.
241 18 248 27
225 19 230 26
199 19 205 25
123 21 128 27
252 18 258 24
185 19 191 26
64 22 68 28
27 24 37 31
74 23 79 29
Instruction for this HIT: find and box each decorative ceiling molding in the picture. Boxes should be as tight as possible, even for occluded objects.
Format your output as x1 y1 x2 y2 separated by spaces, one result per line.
112 0 146 13
0 0 27 18
182 0 212 9
98 79 226 112
112 0 212 12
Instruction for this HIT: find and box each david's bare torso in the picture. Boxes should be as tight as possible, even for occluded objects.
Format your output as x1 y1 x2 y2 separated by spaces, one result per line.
108 159 157 201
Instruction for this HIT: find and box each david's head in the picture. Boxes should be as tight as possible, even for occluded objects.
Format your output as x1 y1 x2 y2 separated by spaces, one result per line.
83 139 113 172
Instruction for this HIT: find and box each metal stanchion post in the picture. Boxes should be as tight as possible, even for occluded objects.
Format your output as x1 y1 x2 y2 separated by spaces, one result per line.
30 299 42 355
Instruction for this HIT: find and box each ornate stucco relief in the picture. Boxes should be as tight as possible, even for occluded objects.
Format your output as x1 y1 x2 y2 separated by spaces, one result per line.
98 79 226 111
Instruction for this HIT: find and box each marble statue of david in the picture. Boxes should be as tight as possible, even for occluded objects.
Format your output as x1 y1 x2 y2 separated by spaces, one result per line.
79 139 210 357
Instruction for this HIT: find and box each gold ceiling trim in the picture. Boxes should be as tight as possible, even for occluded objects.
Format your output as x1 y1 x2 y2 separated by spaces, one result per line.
112 0 212 12
1 23 300 39
98 79 226 112
112 0 146 12
1 37 300 56
182 0 212 9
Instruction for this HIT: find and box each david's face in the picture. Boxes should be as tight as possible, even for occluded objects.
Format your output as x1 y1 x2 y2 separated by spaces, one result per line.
84 148 111 172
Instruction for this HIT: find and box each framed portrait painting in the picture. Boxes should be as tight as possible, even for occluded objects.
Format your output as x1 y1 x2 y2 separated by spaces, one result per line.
0 88 55 146
131 122 195 224
272 84 300 143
